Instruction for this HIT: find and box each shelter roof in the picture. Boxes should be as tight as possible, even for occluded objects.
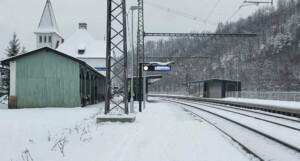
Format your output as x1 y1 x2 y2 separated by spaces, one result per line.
128 75 163 80
1 47 104 77
184 79 241 85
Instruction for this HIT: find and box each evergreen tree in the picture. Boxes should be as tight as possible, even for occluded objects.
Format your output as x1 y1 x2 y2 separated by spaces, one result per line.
5 33 21 57
21 45 27 54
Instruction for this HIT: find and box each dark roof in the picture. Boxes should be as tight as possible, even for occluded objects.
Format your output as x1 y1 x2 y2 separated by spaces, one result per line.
184 78 240 85
127 75 163 80
1 47 104 78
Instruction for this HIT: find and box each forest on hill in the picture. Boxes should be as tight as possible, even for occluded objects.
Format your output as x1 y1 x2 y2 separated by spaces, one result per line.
141 0 300 94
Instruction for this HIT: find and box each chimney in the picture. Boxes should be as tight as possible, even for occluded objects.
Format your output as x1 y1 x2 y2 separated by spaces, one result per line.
79 23 87 30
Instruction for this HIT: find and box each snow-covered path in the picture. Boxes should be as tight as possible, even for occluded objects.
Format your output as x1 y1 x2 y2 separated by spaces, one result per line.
0 98 248 161
104 99 247 161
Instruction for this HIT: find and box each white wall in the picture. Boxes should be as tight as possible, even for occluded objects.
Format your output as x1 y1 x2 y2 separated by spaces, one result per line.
80 58 106 75
36 33 62 49
9 61 16 96
79 58 116 77
52 34 62 48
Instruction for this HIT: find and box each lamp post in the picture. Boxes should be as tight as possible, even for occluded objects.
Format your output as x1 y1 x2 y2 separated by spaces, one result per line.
235 57 239 99
143 52 150 110
143 67 146 109
188 84 190 96
130 6 141 113
139 61 174 111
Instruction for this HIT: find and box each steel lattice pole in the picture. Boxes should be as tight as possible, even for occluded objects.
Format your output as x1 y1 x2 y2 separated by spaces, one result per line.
137 0 144 107
105 0 128 114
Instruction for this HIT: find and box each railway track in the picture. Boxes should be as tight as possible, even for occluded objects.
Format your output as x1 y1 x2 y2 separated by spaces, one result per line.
195 100 300 123
171 98 300 131
180 105 263 161
163 98 300 161
149 94 300 118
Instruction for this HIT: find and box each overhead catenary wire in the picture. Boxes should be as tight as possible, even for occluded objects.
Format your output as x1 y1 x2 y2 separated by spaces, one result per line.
144 0 218 25
226 7 242 23
200 0 221 31
226 0 274 23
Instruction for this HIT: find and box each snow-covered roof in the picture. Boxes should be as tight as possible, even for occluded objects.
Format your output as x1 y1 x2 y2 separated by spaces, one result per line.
35 0 59 35
57 29 106 58
0 47 105 77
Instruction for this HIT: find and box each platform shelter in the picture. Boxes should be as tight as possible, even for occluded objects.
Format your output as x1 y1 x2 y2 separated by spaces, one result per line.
184 79 241 99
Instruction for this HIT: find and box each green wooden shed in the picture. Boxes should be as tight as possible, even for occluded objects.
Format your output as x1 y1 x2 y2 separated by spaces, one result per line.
1 47 105 109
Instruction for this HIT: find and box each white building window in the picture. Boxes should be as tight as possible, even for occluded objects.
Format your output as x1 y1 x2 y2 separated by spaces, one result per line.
48 36 52 43
39 36 42 43
44 36 47 43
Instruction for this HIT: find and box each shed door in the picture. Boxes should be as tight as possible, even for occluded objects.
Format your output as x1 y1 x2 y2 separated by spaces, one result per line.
208 82 222 98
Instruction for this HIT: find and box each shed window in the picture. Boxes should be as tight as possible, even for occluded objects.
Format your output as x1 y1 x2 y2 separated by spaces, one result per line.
44 36 47 43
48 36 52 43
226 83 236 92
39 36 42 43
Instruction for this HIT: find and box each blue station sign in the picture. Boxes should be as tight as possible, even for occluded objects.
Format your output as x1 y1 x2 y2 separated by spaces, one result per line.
95 67 106 71
143 65 171 72
154 66 171 71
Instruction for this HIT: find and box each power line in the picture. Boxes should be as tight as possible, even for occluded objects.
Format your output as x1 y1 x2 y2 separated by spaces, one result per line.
226 0 274 23
144 32 256 37
144 0 218 25
201 0 221 31
226 7 241 23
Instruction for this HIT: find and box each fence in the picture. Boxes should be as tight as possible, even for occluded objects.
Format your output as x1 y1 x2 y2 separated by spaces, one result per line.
149 91 188 96
226 91 300 102
149 91 207 97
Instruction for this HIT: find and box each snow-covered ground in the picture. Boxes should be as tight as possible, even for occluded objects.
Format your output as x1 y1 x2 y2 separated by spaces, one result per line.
0 98 248 161
0 103 7 109
0 95 8 109
222 97 300 110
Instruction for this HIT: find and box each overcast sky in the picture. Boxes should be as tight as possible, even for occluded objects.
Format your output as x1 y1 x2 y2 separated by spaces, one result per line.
0 0 276 59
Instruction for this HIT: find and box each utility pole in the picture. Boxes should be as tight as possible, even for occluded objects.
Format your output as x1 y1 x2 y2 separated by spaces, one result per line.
105 0 128 114
130 7 135 113
130 6 141 113
137 0 145 105
236 57 239 99
143 57 146 109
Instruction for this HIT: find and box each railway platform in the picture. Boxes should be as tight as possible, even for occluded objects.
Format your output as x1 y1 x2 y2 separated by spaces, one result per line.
149 94 300 118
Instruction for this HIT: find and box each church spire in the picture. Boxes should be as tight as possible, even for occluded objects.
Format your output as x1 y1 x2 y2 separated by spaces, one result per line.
36 0 59 33
35 0 63 49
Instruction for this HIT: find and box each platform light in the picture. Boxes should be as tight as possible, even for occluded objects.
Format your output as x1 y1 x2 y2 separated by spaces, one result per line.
143 65 149 71
143 65 171 71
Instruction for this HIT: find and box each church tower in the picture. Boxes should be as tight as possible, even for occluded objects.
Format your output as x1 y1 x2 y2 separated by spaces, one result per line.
34 0 63 49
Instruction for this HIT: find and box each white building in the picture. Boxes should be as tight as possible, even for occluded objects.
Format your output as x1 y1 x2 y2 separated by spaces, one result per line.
34 0 63 49
35 0 107 75
57 23 107 75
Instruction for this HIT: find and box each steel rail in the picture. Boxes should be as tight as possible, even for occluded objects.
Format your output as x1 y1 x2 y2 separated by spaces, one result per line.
149 94 300 119
172 98 300 131
165 99 300 153
173 103 263 161
192 100 300 123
